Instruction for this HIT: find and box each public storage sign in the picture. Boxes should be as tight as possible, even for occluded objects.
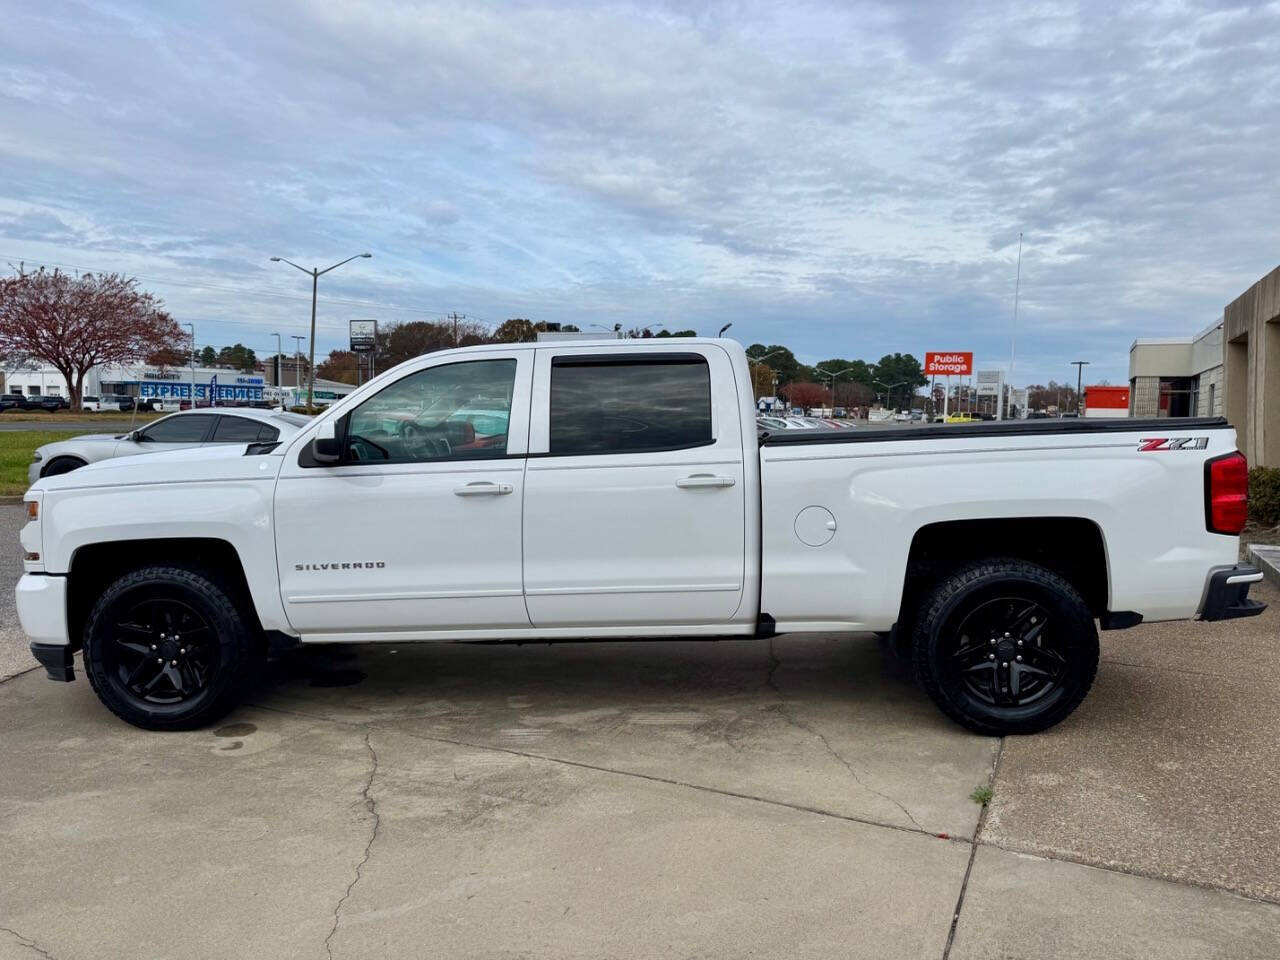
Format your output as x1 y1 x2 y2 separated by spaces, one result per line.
925 351 974 376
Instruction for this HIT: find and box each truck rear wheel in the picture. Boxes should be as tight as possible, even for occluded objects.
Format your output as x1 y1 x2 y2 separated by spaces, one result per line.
82 565 260 730
911 558 1098 736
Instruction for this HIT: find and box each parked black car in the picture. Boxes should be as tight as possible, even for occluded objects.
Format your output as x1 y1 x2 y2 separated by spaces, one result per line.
0 394 24 412
15 395 69 412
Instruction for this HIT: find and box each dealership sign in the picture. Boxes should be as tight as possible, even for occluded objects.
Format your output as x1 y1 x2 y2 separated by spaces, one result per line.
350 319 377 353
975 369 1004 396
925 351 973 376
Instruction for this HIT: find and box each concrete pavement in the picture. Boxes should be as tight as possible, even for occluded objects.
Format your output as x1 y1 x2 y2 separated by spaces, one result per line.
2 501 1279 957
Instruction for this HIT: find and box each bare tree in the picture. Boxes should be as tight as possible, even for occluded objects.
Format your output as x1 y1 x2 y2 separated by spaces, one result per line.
0 268 184 410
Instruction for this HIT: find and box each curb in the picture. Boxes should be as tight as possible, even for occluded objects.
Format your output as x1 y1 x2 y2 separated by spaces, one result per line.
1246 543 1280 589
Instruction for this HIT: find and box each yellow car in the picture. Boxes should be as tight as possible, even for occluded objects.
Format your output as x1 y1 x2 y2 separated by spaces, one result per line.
944 412 980 423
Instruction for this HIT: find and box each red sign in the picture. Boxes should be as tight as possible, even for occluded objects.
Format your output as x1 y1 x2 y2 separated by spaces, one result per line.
925 351 973 376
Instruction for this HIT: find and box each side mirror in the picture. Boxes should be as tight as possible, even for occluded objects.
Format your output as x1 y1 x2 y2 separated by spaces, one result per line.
311 419 342 464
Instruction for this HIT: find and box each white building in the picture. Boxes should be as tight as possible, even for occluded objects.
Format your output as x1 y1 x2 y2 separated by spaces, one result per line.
3 362 268 404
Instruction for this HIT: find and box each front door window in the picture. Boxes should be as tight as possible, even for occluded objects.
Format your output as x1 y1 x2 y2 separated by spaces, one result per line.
345 359 516 463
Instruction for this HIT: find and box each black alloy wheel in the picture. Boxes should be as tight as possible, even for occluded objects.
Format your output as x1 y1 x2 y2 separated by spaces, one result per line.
83 566 259 730
912 558 1099 736
103 597 215 705
948 597 1065 708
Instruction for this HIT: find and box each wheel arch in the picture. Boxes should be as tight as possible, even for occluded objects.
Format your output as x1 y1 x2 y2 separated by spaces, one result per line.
898 517 1110 631
67 538 262 649
40 454 88 477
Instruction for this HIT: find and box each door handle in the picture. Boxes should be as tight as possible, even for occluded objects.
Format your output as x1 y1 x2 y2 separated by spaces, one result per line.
453 482 513 496
675 474 736 489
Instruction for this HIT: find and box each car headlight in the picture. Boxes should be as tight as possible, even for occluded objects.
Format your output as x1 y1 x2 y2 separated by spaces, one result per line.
31 452 42 462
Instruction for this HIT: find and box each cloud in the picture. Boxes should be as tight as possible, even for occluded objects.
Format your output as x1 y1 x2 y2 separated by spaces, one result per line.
0 0 1276 384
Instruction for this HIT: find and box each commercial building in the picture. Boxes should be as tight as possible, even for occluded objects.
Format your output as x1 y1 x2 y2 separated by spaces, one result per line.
1223 264 1280 469
2 361 361 408
1129 320 1224 419
1127 263 1279 468
3 363 267 403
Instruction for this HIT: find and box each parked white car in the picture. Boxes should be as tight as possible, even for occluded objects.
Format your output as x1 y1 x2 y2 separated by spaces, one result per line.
17 339 1265 734
27 409 309 484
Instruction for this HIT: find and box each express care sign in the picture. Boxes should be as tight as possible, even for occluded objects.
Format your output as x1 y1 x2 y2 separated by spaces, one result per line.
924 351 974 376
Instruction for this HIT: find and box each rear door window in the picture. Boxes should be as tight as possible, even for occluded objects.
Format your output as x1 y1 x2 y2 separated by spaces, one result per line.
212 416 277 442
549 354 713 456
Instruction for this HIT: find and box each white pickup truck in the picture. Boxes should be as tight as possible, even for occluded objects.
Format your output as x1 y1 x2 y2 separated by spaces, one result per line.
17 338 1265 733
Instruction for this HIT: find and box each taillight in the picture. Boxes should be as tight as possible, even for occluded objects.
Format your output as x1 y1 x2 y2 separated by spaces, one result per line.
1205 451 1248 535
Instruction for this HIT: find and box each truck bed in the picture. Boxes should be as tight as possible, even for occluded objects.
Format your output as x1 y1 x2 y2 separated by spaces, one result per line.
760 416 1232 445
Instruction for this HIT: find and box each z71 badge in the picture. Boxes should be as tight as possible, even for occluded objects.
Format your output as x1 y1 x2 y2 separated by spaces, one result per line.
1137 437 1209 452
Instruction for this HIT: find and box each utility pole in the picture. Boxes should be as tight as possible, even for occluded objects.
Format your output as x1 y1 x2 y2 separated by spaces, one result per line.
292 335 306 400
1071 361 1090 416
449 312 465 346
185 323 196 408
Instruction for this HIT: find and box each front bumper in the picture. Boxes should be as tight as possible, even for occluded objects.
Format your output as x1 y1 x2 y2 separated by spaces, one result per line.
30 643 74 681
1200 565 1267 621
15 573 69 647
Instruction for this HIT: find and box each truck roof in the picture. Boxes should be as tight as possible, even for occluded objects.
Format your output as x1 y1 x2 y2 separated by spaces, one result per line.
443 337 741 357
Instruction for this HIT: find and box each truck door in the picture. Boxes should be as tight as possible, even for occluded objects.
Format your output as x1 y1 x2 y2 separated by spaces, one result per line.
274 351 532 635
522 344 748 627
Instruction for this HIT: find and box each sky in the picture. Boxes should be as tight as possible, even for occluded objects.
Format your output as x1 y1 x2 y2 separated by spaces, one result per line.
1 0 1278 388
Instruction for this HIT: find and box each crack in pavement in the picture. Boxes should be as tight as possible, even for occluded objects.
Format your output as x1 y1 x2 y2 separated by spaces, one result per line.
941 737 1004 960
0 926 57 960
766 638 927 833
323 732 381 960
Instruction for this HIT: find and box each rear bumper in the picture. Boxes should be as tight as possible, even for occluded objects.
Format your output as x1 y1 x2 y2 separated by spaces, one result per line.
1199 566 1267 621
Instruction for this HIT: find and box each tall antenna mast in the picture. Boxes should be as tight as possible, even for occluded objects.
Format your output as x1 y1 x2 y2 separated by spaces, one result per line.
1010 232 1022 385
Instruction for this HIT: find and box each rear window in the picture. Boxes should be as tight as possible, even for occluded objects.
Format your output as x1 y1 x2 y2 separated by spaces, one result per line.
549 354 713 455
141 414 215 443
212 416 278 443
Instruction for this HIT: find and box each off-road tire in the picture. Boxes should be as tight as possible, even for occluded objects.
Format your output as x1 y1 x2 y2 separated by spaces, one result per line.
911 558 1099 736
83 565 260 730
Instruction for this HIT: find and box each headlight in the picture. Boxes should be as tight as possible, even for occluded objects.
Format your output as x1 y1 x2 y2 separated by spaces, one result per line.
31 452 42 462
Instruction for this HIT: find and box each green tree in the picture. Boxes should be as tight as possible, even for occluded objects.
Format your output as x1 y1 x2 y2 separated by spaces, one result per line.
199 345 216 366
316 349 359 385
745 343 804 385
655 329 698 337
215 342 257 370
491 318 537 343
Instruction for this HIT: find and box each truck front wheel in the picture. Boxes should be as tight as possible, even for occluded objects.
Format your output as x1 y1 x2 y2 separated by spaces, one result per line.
911 558 1099 736
82 566 260 730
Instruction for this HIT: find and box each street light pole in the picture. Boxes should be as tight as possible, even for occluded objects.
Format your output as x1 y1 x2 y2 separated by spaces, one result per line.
1071 361 1090 416
874 379 908 412
817 367 855 413
270 252 372 408
185 323 195 409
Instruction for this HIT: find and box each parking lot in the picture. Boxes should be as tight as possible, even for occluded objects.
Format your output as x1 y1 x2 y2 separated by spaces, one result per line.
2 500 1278 958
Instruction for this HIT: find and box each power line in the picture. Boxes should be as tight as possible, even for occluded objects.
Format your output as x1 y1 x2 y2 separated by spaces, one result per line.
0 251 500 324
